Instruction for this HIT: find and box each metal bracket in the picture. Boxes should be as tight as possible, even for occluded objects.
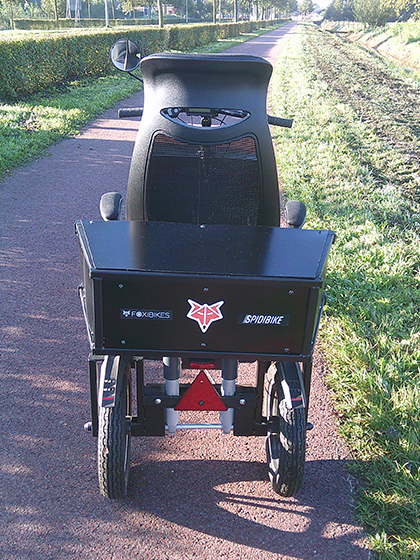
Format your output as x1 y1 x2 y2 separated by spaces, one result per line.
98 355 121 408
279 362 306 410
78 284 94 349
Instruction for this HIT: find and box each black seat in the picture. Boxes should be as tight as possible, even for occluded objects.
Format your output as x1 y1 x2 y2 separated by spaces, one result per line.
126 53 280 227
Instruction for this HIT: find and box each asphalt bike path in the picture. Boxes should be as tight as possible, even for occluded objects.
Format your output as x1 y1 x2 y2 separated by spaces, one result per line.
0 22 370 560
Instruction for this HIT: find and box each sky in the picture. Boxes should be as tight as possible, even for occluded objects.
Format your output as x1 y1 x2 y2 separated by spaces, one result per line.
315 0 331 8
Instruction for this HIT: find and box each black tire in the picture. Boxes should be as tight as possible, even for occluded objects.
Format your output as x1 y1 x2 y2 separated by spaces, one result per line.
265 364 306 497
98 357 131 499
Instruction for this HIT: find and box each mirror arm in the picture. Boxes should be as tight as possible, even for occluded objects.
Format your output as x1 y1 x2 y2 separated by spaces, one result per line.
128 71 143 84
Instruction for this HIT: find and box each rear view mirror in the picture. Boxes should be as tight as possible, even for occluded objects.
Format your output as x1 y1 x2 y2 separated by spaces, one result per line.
110 38 141 72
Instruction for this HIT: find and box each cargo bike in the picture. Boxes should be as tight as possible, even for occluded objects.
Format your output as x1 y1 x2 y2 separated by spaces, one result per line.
76 39 335 499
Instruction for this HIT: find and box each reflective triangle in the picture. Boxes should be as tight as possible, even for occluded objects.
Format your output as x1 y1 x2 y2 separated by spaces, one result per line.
175 370 227 411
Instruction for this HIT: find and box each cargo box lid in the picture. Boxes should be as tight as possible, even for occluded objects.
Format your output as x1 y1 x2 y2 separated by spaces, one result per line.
76 220 334 281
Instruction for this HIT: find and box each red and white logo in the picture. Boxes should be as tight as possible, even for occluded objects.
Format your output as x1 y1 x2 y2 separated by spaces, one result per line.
187 299 224 333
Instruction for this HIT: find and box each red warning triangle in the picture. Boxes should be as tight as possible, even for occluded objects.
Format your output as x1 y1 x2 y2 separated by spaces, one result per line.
175 370 227 411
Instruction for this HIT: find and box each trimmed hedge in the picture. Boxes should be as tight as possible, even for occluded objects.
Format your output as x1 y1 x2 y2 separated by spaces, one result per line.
0 20 286 101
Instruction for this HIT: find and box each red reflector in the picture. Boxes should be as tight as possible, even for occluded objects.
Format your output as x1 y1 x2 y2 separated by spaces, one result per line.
175 370 227 411
189 362 216 370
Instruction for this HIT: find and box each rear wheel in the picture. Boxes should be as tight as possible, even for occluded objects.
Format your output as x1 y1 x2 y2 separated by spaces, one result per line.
98 356 131 499
265 364 306 497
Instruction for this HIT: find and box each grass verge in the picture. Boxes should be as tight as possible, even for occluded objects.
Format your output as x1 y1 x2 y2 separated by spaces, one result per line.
270 23 420 559
0 74 140 178
0 24 281 181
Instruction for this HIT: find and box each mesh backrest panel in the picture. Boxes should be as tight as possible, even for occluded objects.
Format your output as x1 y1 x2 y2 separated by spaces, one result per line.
145 134 261 225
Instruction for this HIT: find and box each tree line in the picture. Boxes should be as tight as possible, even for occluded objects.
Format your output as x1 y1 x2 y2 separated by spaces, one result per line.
0 0 299 27
325 0 420 25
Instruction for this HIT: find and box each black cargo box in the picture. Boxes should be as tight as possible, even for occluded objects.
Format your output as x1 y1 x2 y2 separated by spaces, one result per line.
76 220 334 361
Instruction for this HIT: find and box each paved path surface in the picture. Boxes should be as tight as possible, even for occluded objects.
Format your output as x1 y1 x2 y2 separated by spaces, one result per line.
0 23 370 559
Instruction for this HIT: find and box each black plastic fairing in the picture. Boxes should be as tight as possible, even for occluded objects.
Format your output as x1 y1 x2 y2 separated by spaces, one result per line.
126 53 280 227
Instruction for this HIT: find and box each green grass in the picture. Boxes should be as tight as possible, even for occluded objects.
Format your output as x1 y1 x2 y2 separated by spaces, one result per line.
0 74 140 177
389 19 420 44
0 24 281 180
270 23 420 559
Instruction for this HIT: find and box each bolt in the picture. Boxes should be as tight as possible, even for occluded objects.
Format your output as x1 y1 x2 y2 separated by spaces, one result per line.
83 421 92 432
203 287 209 292
199 401 204 406
201 342 206 347
289 290 294 296
121 340 126 345
155 398 162 405
119 284 124 289
284 347 290 353
239 399 246 406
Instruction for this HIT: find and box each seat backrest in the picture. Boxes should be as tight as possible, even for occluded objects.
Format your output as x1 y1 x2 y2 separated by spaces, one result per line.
126 53 280 227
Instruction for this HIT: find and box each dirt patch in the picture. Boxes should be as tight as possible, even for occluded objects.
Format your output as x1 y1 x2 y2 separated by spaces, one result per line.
309 27 420 203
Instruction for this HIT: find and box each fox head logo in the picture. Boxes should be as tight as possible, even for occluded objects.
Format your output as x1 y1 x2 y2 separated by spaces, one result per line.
187 299 224 333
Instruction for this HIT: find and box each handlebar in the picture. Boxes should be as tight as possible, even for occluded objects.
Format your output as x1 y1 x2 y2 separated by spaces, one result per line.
118 107 293 128
267 116 293 128
118 107 143 118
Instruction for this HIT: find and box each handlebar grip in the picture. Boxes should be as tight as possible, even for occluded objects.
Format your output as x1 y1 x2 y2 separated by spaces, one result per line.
118 107 143 118
267 115 293 128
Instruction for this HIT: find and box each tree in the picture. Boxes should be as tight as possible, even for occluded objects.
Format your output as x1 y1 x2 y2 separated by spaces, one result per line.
325 0 354 20
353 0 395 26
120 0 138 16
273 0 293 16
0 0 23 27
259 0 273 18
383 0 420 19
40 0 65 18
298 0 313 12
157 0 163 26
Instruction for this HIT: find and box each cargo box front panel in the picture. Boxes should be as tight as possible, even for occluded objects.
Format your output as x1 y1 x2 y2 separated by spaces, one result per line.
75 220 334 360
98 275 316 356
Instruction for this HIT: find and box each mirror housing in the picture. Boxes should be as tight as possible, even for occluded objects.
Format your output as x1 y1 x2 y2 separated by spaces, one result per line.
110 38 141 73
